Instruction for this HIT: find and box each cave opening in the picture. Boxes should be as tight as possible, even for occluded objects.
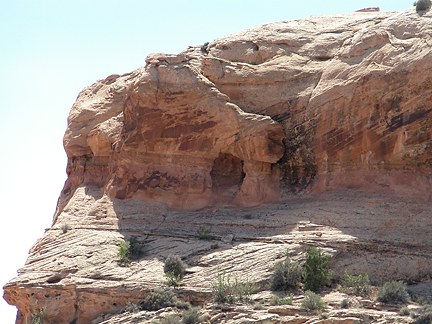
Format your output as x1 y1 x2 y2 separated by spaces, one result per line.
210 153 245 197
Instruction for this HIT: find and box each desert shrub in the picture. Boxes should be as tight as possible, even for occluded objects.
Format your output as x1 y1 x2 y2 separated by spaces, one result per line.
175 300 191 310
398 307 410 316
232 273 257 301
210 243 219 249
201 42 209 54
415 296 430 306
31 307 47 324
302 246 333 292
212 270 234 303
164 255 185 279
253 302 266 310
61 223 71 234
414 305 432 324
341 298 351 309
319 313 329 319
141 288 177 311
198 226 212 240
117 239 131 266
301 291 327 311
343 271 371 296
377 281 410 304
414 0 431 11
271 259 302 291
181 307 202 324
129 236 145 260
161 314 181 324
211 269 256 303
162 271 183 287
270 293 294 306
123 302 140 313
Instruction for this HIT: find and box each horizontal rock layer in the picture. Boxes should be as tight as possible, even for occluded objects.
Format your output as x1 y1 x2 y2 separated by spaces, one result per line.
4 7 432 324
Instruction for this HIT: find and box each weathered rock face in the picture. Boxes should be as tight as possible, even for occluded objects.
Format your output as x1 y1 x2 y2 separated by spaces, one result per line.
4 7 432 324
62 53 285 212
59 7 432 214
202 9 432 195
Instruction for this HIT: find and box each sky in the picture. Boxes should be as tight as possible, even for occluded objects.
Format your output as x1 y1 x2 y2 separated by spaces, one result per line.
0 0 412 322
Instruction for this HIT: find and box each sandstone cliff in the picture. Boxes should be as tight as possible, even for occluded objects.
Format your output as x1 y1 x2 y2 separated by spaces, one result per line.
4 7 432 324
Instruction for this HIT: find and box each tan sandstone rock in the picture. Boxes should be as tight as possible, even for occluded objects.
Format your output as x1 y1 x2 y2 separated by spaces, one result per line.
4 6 432 324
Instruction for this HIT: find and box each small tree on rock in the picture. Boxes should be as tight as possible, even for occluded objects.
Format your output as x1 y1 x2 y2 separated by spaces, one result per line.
302 246 333 291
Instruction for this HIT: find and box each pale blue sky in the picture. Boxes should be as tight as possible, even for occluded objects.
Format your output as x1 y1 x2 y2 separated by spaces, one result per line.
0 1 412 322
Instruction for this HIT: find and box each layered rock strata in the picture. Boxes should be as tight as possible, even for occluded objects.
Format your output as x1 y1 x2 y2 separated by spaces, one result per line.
4 7 432 324
62 53 285 213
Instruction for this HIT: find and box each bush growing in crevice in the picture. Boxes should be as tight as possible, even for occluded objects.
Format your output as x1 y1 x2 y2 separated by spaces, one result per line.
270 293 294 306
162 271 183 287
414 0 431 11
271 259 302 291
159 314 181 324
201 42 209 54
129 236 146 260
341 298 351 309
175 300 191 310
123 302 140 313
211 269 257 303
342 271 371 297
31 306 47 324
164 255 185 280
413 305 432 324
302 246 333 292
61 223 71 234
117 239 131 267
301 291 327 312
198 226 212 240
398 307 410 316
141 288 177 311
181 307 203 324
377 281 410 304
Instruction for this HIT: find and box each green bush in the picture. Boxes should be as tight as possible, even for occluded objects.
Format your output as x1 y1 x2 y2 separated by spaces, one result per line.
201 42 209 54
341 298 351 309
161 314 181 324
61 223 71 234
123 302 140 313
175 300 191 310
319 313 329 319
181 307 203 324
414 305 432 324
164 255 185 279
398 307 410 316
31 307 47 324
212 270 234 303
129 236 145 260
271 259 302 291
211 270 256 303
414 0 431 11
301 291 327 311
343 271 371 297
198 226 212 240
210 243 219 249
162 271 183 287
253 303 266 310
270 293 294 306
232 273 257 301
377 281 410 304
302 246 333 292
117 239 131 266
141 288 177 311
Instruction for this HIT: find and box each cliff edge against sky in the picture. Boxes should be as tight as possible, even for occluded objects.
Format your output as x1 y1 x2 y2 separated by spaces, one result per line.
3 7 432 324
